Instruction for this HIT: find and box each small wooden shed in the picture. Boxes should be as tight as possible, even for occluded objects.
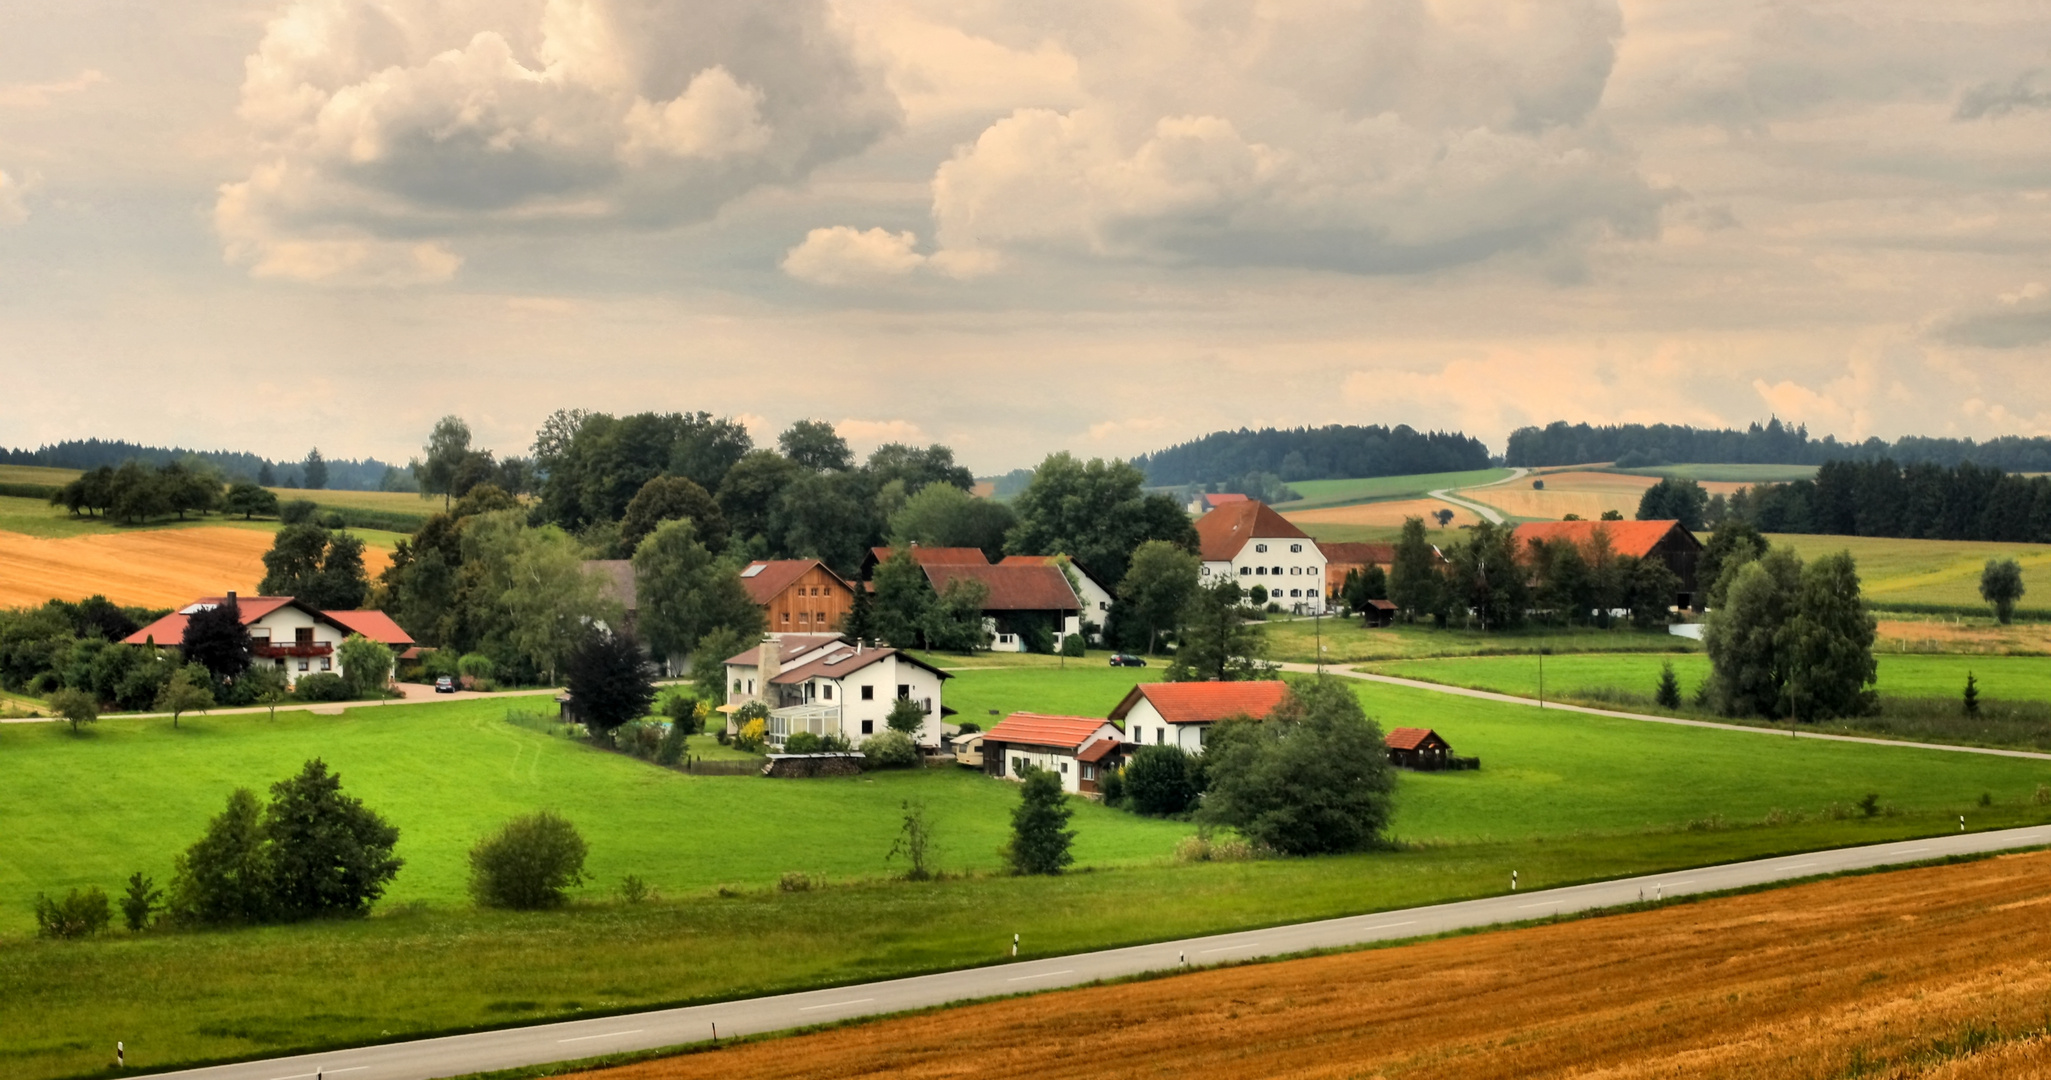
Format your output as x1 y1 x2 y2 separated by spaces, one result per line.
1385 727 1456 770
1362 599 1398 628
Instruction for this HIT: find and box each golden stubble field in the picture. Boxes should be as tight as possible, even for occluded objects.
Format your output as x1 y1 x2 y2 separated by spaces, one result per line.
1468 470 1750 522
0 528 392 609
1283 496 1488 530
574 851 2051 1080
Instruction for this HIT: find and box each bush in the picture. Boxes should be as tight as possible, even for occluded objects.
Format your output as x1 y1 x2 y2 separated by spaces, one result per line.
1174 829 1259 863
1004 769 1075 875
167 788 270 926
777 871 814 893
613 720 662 760
885 695 926 737
1060 633 1087 658
737 717 767 753
1200 679 1397 856
1098 766 1127 807
120 872 161 932
279 499 319 525
457 653 496 682
662 692 703 734
34 887 111 939
468 811 589 910
1124 745 1202 816
654 718 687 766
617 875 652 904
293 671 349 702
784 731 824 754
860 729 919 769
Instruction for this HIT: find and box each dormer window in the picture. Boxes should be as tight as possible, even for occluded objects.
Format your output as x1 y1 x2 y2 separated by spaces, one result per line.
1255 543 1268 553
1290 543 1303 553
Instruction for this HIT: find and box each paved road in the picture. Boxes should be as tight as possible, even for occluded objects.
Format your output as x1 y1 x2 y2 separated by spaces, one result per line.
139 823 2051 1080
1428 466 1527 525
1279 662 2051 763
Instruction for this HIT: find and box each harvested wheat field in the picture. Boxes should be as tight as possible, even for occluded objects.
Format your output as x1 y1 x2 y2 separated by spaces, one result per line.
0 528 390 608
572 851 2051 1080
1467 470 1749 522
1284 497 1486 530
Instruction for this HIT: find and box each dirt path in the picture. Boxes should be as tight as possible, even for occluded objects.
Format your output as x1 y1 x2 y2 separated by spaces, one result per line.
1430 465 1527 524
563 850 2051 1080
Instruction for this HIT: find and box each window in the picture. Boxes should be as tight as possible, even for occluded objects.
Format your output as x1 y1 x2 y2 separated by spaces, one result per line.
1290 589 1301 598
732 679 742 694
1238 566 1250 575
1255 566 1267 575
861 685 874 701
298 659 309 671
1272 566 1283 575
781 612 790 624
1013 756 1026 777
1290 543 1303 553
1201 566 1211 576
747 679 755 693
823 685 834 700
1155 728 1164 745
320 658 331 671
1083 764 1095 781
1289 566 1299 575
897 684 910 699
1255 543 1268 552
1059 761 1069 774
798 611 810 624
862 719 874 735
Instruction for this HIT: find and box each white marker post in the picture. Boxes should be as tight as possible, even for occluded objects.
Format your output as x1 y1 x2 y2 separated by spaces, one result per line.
1511 870 1518 892
1961 816 1967 832
116 1042 123 1069
1012 932 1019 958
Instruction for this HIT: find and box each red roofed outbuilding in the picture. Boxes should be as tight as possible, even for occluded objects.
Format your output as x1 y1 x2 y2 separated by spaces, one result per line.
1108 680 1290 753
981 712 1124 794
1510 519 1703 609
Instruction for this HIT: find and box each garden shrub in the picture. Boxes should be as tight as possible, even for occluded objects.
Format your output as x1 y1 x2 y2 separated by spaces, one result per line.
1124 745 1202 816
34 887 111 939
468 811 588 910
1060 632 1087 658
292 672 349 702
778 871 814 892
860 730 919 769
784 731 824 754
654 718 687 765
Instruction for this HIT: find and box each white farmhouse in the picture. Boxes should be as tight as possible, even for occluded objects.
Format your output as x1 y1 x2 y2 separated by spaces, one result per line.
1195 500 1328 614
721 634 952 749
125 593 414 687
1109 680 1291 753
978 712 1125 795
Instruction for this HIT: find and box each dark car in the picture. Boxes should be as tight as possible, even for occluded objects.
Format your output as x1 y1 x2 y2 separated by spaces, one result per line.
434 676 457 694
1109 654 1147 667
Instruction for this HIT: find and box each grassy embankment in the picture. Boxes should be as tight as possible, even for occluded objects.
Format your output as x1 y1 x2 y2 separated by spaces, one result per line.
6 670 2051 1078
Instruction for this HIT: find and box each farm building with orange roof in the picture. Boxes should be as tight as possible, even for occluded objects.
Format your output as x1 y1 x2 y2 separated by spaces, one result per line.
1510 519 1703 609
125 591 413 688
1108 680 1291 753
980 712 1124 794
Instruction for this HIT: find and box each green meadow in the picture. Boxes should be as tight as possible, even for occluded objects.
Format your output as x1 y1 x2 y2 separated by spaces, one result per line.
1767 532 2051 614
1272 468 1512 510
1359 651 2051 703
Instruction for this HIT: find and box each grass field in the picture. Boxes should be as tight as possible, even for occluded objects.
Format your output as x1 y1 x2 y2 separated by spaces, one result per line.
1282 496 1488 531
1263 617 1696 664
1271 468 1510 511
268 487 435 513
1611 463 1819 483
1359 651 2051 704
7 672 2051 1077
574 852 2051 1080
0 465 81 487
1453 470 1753 523
1770 532 2051 613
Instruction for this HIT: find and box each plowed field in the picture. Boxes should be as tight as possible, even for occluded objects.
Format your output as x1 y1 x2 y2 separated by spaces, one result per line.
0 528 391 608
574 851 2051 1080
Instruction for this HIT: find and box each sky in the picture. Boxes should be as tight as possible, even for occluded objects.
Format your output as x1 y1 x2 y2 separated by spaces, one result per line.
3 0 2051 474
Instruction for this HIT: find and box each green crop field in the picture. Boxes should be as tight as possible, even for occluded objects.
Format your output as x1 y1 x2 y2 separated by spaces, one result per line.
1610 464 1819 484
0 465 82 487
1767 533 2051 613
0 495 408 550
1359 652 2051 705
1272 468 1511 511
6 672 2051 1078
267 486 432 513
1264 617 1696 664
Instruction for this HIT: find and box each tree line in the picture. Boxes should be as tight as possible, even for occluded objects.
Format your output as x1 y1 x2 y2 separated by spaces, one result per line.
1719 459 2051 543
1134 424 1491 487
3 438 406 491
1508 418 2051 472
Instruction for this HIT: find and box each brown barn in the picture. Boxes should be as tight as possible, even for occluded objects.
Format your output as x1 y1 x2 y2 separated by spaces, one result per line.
1362 599 1397 627
1385 727 1455 769
1510 519 1703 609
740 559 856 635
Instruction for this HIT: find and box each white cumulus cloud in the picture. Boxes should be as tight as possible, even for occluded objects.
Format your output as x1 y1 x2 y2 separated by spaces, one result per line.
781 226 925 285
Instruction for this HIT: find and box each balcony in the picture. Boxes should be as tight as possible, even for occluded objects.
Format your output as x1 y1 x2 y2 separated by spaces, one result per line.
255 642 333 659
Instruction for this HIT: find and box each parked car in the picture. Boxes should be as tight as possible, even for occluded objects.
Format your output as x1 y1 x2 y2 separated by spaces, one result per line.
1109 654 1147 667
434 675 457 694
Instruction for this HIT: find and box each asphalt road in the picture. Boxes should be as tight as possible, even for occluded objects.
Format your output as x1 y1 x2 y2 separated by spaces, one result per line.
1428 466 1527 524
139 823 2051 1080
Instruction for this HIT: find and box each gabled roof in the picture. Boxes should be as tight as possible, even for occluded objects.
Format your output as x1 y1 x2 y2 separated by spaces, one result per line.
324 610 415 647
1320 542 1397 566
1109 681 1290 724
868 545 990 568
587 559 637 610
124 596 304 646
1385 727 1449 751
983 712 1119 751
1000 554 1108 593
1077 737 1125 764
724 633 849 668
1194 501 1314 561
771 645 951 685
1511 520 1700 560
739 560 850 606
923 563 1080 612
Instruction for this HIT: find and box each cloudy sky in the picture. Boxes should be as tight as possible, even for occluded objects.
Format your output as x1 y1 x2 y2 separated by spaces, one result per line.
3 0 2050 472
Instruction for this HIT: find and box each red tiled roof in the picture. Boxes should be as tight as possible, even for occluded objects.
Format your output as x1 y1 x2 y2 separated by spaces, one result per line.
1193 501 1313 561
868 545 990 568
1320 542 1397 566
983 712 1118 751
1109 681 1290 724
770 645 951 686
723 634 848 668
739 560 850 606
325 610 415 647
1204 493 1251 508
124 596 299 646
1385 727 1448 751
922 563 1080 612
1077 737 1125 764
999 554 1055 565
1511 520 1697 561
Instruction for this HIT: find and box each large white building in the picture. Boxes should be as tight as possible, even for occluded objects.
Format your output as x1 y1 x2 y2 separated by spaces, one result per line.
1109 681 1291 753
721 634 951 749
124 593 413 687
1194 500 1329 614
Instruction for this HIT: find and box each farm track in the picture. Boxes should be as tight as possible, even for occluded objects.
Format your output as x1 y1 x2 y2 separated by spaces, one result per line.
563 848 2051 1080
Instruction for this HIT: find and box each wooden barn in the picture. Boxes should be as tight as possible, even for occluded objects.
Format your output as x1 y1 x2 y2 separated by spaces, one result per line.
1362 599 1397 627
1511 519 1704 609
1385 727 1477 771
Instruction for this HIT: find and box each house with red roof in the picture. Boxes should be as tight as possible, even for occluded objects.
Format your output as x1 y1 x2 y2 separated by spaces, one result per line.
1001 554 1113 642
865 546 1089 653
1108 680 1291 753
124 592 413 688
980 712 1124 795
739 559 856 636
720 634 952 749
1185 491 1252 515
1510 519 1703 608
1194 500 1328 614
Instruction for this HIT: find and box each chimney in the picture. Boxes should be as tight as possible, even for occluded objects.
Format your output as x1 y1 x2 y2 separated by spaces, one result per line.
227 591 237 604
757 635 778 706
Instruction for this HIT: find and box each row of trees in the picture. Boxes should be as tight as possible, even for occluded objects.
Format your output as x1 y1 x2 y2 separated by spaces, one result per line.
4 438 407 491
1509 419 2051 473
1135 424 1490 486
1369 518 1679 631
1725 459 2051 544
47 462 281 524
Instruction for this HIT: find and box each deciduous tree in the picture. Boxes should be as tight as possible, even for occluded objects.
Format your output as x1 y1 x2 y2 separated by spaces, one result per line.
1165 580 1274 682
621 475 727 555
563 627 657 744
1004 769 1074 875
261 759 403 919
1118 540 1199 655
155 663 215 728
1199 679 1396 855
1981 558 2026 624
631 519 763 664
182 595 253 682
1005 453 1196 587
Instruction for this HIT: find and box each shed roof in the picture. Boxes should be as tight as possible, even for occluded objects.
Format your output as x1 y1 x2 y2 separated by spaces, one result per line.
923 563 1080 612
1194 501 1313 561
983 712 1116 751
1385 727 1449 751
1108 681 1290 724
739 560 849 605
1320 541 1397 566
1077 737 1125 764
770 645 950 686
1511 519 1699 560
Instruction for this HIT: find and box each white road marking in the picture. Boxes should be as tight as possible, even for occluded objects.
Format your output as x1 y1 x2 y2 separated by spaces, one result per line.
1894 848 1930 854
1007 969 1075 982
556 1030 642 1044
1782 862 1818 870
271 1070 364 1080
798 998 874 1012
1358 921 1417 931
1518 900 1562 909
1199 943 1260 954
1661 880 1695 888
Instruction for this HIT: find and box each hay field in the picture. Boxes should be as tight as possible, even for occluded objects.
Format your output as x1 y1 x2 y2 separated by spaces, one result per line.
574 851 2051 1080
1273 468 1510 510
0 464 80 486
268 486 430 512
1771 533 2051 611
1460 470 1751 521
0 527 392 609
1283 496 1486 530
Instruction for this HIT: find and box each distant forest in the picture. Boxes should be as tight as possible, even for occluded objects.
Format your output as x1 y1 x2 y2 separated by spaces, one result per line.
1727 459 2051 543
1135 425 1491 486
0 438 405 491
1508 419 2051 472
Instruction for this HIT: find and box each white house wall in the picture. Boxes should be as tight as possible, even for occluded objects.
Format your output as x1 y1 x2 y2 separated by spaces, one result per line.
1120 698 1206 753
1201 535 1328 614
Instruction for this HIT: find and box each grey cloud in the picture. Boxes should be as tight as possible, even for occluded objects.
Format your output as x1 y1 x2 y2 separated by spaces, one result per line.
1956 70 2051 119
1933 289 2051 349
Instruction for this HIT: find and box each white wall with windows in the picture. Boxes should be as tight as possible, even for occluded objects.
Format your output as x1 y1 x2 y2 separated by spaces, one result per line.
1200 536 1328 614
